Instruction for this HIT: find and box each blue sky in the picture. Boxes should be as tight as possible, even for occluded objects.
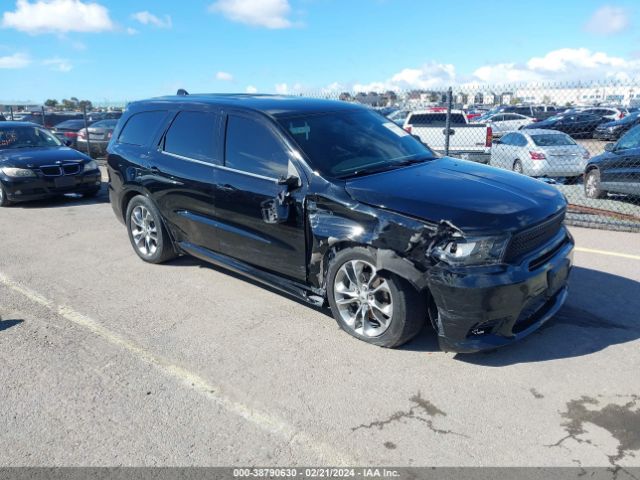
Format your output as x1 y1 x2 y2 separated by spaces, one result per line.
0 0 639 103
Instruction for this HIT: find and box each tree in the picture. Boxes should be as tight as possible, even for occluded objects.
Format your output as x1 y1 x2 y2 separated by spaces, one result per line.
510 97 523 105
44 99 58 108
542 95 552 104
78 100 93 111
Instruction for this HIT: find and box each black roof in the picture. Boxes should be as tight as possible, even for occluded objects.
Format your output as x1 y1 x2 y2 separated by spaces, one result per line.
129 94 365 118
0 121 43 128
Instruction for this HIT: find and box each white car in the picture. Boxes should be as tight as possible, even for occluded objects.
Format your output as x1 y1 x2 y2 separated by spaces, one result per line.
474 113 534 136
490 129 590 180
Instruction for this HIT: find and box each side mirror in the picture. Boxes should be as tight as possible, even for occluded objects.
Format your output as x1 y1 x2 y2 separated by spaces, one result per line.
277 174 301 189
64 139 73 147
604 143 615 152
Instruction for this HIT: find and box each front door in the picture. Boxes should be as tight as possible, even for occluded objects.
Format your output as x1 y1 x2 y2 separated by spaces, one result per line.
213 112 307 281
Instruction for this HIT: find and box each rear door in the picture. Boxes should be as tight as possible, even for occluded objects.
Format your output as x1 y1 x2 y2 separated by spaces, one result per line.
146 109 223 252
213 112 307 281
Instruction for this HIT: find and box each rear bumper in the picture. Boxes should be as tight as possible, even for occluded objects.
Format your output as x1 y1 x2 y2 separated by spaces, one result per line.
593 131 617 141
77 140 109 157
426 231 574 353
449 151 491 164
1 170 101 202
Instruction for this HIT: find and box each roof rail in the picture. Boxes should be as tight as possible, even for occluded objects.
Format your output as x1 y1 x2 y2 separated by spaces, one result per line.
176 89 189 96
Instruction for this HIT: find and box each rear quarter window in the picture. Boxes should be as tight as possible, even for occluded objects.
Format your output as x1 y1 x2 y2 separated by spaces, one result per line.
118 110 167 146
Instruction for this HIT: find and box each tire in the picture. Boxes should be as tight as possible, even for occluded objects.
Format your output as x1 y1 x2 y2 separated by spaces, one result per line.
584 169 607 199
326 247 426 348
513 159 524 175
83 186 101 198
0 184 12 207
125 195 177 264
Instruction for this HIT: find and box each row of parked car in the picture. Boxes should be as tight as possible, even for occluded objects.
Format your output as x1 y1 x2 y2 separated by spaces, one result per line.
383 104 640 202
0 110 121 158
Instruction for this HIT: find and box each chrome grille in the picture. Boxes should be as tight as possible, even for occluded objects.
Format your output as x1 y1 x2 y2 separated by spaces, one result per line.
505 212 565 263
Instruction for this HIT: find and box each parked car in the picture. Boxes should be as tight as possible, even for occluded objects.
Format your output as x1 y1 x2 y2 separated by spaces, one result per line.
403 109 492 163
580 107 627 122
21 112 84 128
0 114 6 122
386 109 410 126
86 111 122 122
593 112 640 141
492 105 559 121
108 94 572 353
473 113 534 137
77 119 118 157
490 129 589 180
523 113 606 138
584 124 640 199
50 119 89 148
0 122 102 206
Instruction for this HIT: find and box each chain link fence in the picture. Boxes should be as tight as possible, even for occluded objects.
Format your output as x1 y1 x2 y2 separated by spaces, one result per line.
3 79 639 231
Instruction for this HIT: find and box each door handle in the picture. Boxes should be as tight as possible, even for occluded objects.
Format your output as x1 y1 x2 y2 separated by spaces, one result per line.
218 183 237 192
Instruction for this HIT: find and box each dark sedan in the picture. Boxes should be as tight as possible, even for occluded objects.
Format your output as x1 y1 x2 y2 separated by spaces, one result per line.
593 112 640 141
0 122 102 206
77 119 117 158
584 124 640 199
524 113 606 138
50 119 89 148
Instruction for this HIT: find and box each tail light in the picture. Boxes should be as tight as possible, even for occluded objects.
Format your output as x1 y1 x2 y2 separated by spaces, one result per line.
404 125 412 134
78 130 86 139
486 126 492 147
529 151 546 160
531 118 540 122
619 112 625 119
107 131 113 139
64 132 78 138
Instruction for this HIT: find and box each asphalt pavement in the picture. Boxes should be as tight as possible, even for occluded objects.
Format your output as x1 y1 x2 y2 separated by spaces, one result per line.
1 186 639 468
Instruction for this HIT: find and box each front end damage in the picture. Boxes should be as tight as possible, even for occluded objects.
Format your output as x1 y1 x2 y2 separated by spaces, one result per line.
306 194 573 353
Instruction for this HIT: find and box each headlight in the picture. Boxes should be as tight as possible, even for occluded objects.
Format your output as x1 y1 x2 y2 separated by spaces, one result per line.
83 160 99 172
431 234 510 266
1 167 36 178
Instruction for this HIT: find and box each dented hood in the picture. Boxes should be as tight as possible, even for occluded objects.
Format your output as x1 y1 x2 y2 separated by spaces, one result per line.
344 157 566 232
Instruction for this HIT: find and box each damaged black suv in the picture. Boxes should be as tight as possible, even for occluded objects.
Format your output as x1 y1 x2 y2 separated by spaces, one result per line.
107 94 573 353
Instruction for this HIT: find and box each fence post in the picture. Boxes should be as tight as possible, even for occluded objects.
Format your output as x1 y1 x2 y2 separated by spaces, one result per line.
82 105 93 158
41 106 46 127
444 86 453 156
9 106 14 121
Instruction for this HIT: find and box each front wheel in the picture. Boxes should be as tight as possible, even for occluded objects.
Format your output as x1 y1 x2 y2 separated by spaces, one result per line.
584 169 607 199
0 184 12 207
327 247 426 348
513 159 524 175
125 195 177 264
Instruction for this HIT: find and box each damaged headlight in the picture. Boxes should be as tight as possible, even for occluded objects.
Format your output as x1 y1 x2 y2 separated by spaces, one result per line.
431 234 510 266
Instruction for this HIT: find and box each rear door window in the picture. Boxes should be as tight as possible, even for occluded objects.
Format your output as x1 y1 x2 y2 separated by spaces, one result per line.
225 115 289 179
163 111 221 164
118 111 167 146
617 126 640 150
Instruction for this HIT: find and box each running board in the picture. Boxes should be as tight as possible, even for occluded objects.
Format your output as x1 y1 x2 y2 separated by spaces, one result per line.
177 242 326 307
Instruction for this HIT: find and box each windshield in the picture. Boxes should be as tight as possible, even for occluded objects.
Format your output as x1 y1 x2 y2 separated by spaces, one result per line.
531 134 576 147
279 110 436 178
0 125 63 149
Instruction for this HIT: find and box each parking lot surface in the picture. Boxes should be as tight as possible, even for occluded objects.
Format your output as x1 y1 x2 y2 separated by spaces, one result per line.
1 185 639 468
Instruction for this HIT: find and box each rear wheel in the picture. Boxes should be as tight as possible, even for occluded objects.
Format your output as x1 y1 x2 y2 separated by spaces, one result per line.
0 185 12 207
327 247 426 348
584 169 607 199
513 159 524 174
125 195 177 264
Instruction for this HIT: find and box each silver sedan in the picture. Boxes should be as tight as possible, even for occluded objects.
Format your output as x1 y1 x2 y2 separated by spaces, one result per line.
489 129 590 179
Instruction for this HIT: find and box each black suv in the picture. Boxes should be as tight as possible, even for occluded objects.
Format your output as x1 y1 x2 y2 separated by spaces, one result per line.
107 94 574 353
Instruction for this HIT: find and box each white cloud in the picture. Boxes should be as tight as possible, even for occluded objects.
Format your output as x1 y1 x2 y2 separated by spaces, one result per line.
0 52 30 69
126 27 139 35
43 57 72 72
209 0 292 29
2 0 114 34
245 85 258 93
584 5 630 36
353 62 457 92
216 71 234 81
132 11 172 29
275 83 288 94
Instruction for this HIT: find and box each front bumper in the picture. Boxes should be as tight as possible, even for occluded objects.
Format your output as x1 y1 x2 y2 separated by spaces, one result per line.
427 231 574 353
1 170 102 203
593 131 618 141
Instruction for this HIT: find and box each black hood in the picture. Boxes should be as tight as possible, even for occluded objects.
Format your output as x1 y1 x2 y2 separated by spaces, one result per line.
344 157 566 233
0 146 91 168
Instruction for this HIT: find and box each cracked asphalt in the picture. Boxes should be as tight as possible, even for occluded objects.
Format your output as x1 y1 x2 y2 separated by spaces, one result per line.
0 183 639 467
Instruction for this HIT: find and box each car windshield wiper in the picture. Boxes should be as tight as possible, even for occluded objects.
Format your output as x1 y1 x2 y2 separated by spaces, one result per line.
337 155 435 179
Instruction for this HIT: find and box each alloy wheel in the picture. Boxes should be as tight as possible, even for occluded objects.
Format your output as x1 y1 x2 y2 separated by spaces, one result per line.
585 172 598 197
333 259 394 337
130 205 159 256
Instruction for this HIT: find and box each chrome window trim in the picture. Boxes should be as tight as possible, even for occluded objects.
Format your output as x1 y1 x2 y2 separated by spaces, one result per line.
161 150 278 183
